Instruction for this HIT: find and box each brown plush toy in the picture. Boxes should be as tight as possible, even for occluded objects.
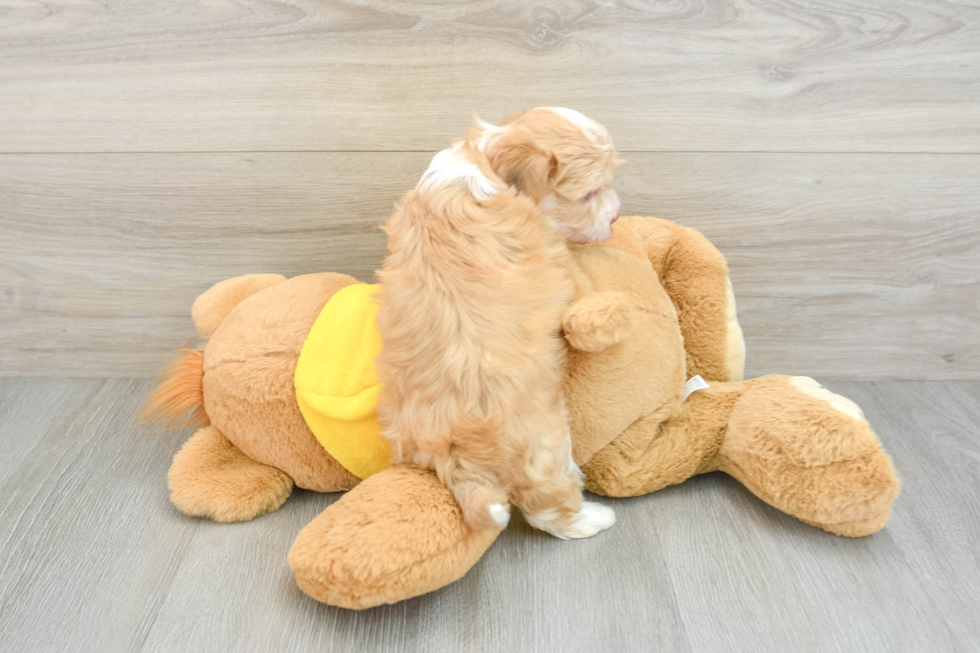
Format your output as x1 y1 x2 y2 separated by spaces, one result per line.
144 216 899 610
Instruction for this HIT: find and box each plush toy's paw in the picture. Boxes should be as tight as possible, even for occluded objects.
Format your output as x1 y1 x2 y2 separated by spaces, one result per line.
721 375 899 537
788 376 864 420
527 501 616 539
288 466 501 609
168 426 293 523
562 291 632 353
800 508 894 538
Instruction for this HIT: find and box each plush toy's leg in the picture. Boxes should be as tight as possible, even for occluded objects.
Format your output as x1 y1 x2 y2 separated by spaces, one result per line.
168 425 294 523
288 466 500 609
582 384 744 497
584 376 899 537
616 216 745 382
192 274 288 341
720 375 900 537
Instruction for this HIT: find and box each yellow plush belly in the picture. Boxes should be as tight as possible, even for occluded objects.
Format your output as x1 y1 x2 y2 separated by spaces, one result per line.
294 283 391 479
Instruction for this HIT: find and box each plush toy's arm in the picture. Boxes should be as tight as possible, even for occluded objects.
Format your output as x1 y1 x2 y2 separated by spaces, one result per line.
618 217 745 382
582 382 744 497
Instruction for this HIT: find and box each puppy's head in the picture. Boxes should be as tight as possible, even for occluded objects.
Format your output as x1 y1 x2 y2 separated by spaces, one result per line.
478 107 622 243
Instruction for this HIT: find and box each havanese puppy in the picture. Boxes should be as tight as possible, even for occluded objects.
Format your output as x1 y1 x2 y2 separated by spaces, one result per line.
375 107 622 538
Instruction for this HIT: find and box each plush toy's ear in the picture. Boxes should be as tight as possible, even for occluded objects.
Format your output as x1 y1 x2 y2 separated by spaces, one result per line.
562 291 633 353
485 127 557 202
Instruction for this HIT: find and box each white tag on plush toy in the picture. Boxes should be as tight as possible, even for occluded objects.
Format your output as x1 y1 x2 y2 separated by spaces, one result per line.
682 375 710 402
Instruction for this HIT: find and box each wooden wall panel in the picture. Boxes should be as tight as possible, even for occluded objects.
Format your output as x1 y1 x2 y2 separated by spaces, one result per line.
0 0 978 153
2 152 976 378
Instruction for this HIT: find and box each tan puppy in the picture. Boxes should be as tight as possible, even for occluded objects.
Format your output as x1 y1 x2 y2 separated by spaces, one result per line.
376 108 622 538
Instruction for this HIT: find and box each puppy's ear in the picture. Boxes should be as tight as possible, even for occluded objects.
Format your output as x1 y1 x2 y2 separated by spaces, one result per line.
486 128 557 202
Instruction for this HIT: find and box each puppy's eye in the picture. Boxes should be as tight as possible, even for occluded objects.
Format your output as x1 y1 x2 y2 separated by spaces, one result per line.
582 190 596 202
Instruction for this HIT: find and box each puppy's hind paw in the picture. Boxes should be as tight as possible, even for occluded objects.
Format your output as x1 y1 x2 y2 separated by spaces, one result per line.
566 501 616 538
532 502 616 540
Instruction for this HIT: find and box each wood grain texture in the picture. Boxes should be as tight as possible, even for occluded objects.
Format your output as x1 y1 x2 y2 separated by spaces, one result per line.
625 152 980 380
0 379 200 651
0 0 978 153
1 378 978 651
831 379 980 650
0 377 103 482
2 152 977 378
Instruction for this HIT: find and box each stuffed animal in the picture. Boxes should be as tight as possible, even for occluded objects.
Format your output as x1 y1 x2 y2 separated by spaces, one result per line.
143 216 899 610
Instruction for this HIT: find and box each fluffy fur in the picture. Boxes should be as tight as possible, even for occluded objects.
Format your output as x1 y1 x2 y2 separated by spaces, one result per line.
375 108 621 537
139 347 209 430
168 425 294 523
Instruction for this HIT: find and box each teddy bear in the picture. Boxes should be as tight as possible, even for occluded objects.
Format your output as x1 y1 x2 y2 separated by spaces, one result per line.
143 216 899 610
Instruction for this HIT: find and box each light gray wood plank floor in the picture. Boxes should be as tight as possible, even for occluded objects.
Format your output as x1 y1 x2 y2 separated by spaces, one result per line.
1 378 977 652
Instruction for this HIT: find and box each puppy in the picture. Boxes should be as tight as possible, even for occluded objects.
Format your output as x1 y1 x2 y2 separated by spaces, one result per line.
375 107 622 538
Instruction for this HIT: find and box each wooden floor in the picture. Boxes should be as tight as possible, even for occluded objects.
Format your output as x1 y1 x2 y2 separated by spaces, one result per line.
0 377 977 652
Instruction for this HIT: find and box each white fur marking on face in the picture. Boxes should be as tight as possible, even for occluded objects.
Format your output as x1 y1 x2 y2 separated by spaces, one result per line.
790 377 865 421
595 187 621 234
540 194 605 243
541 187 620 244
418 147 500 200
547 107 598 140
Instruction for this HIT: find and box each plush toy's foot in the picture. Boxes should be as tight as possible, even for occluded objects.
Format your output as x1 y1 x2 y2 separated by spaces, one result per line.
801 507 893 538
288 466 501 609
168 425 294 522
721 375 899 536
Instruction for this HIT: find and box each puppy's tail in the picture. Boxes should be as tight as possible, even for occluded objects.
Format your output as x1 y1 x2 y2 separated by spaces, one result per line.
451 478 511 532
